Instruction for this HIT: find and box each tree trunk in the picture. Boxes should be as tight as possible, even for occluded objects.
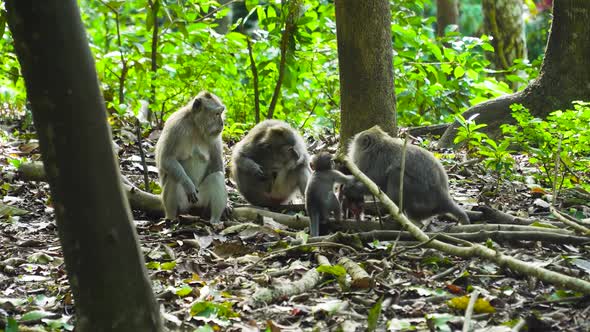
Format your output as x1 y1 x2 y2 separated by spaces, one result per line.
439 0 590 148
335 0 397 149
436 0 459 36
482 0 527 72
5 1 163 331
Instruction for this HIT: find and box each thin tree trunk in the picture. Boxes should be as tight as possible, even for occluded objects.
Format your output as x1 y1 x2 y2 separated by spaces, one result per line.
439 0 590 148
5 1 163 331
148 0 159 123
335 0 397 150
436 0 459 36
482 0 527 72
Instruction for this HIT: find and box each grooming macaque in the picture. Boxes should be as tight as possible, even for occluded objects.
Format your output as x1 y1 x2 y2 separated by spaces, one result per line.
155 91 228 224
231 120 311 207
305 152 355 236
345 125 469 224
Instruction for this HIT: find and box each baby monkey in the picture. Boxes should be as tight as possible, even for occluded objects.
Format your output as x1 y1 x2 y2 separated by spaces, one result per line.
305 152 355 236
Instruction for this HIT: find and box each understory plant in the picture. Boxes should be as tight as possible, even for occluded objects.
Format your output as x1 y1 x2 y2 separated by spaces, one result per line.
501 102 590 194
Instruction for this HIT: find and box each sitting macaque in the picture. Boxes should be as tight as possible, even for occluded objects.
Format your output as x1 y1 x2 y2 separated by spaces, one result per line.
344 125 469 224
305 152 355 236
155 91 228 224
230 120 311 207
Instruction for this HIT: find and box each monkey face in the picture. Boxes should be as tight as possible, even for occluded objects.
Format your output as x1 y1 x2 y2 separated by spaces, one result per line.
192 91 225 136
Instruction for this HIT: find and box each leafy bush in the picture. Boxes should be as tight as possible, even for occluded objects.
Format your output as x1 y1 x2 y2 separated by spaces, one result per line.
501 102 590 192
0 0 542 133
454 113 515 178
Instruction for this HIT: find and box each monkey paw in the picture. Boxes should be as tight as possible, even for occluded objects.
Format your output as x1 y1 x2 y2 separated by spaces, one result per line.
186 190 199 204
222 203 234 219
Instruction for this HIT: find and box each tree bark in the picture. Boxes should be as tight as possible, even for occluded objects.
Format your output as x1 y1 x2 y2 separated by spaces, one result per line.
482 0 527 71
5 1 163 331
335 0 397 149
439 0 590 148
436 0 459 36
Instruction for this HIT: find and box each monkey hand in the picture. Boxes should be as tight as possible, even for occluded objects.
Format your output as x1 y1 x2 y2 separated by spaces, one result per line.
186 189 199 204
251 163 266 178
183 182 199 204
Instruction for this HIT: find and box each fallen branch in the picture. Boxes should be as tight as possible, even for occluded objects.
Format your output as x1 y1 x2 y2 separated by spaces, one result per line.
445 224 572 235
327 230 589 246
19 161 164 217
342 157 590 295
550 206 590 236
232 206 402 232
252 254 329 304
462 290 479 332
338 257 372 289
243 242 357 272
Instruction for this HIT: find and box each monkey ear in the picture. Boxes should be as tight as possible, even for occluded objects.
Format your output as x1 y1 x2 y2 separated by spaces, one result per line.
310 161 315 171
360 135 372 149
192 97 202 111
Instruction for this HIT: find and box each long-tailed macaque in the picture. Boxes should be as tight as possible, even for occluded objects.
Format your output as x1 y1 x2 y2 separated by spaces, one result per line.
345 126 469 224
305 152 354 236
155 91 228 224
230 120 311 207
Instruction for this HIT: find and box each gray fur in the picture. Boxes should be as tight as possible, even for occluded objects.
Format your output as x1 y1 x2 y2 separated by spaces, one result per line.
347 126 469 224
305 152 354 236
230 120 311 207
155 91 228 223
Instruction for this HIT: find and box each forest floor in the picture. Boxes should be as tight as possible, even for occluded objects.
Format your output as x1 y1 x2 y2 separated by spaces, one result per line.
0 118 589 332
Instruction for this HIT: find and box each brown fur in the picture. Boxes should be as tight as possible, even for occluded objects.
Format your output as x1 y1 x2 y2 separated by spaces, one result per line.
230 120 311 207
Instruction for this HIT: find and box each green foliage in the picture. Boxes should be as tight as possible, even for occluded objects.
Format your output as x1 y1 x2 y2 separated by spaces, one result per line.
0 0 543 133
453 113 488 153
367 296 383 332
5 317 18 332
454 113 515 178
391 1 526 126
190 300 239 319
477 139 515 177
317 264 347 288
501 102 590 192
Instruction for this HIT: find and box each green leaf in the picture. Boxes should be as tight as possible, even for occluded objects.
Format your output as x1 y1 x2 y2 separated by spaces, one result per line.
481 42 495 52
176 286 193 297
191 301 239 319
20 310 55 322
245 0 259 11
0 203 29 218
453 66 465 78
161 261 177 271
317 264 347 277
6 317 18 332
367 297 383 332
443 47 456 62
146 261 160 270
428 44 443 62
